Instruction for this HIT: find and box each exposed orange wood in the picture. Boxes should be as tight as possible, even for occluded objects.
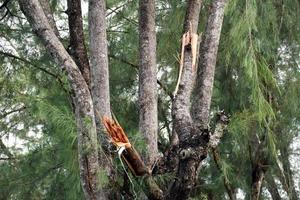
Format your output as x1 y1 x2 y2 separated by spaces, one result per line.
102 116 150 176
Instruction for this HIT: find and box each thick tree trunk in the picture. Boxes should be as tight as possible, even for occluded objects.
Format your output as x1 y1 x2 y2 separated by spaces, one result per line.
169 2 202 198
167 0 227 199
265 173 282 200
88 1 118 199
17 1 104 199
88 0 111 119
138 0 158 166
38 0 59 37
192 0 228 129
67 0 91 86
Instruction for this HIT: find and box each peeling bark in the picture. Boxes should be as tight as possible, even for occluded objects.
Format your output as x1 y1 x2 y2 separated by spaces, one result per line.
192 0 228 129
67 0 91 86
138 0 158 166
17 0 102 199
168 1 202 199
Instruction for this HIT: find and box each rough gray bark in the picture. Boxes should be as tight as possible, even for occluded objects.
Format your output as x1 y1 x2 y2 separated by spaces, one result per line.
67 0 91 86
192 0 228 129
88 0 111 118
17 1 103 199
168 2 202 198
38 0 59 37
165 1 227 199
88 1 118 199
265 173 282 200
138 0 158 166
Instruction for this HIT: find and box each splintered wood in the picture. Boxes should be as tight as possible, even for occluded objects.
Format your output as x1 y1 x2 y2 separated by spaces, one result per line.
102 116 150 176
174 30 198 96
102 116 131 149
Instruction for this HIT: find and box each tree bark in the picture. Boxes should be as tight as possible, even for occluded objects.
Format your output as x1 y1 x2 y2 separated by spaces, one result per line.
166 0 227 199
88 0 111 119
168 2 202 198
17 1 104 199
88 1 118 199
38 0 60 37
192 0 228 129
138 0 158 166
67 0 91 86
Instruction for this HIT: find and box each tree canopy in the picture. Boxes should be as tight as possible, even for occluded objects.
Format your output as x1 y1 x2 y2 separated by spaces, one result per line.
0 0 300 199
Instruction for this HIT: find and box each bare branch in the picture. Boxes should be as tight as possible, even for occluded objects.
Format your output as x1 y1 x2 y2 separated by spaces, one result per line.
211 148 237 200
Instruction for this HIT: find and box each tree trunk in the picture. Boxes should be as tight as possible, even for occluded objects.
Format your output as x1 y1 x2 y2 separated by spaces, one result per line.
138 0 158 166
88 0 111 119
167 0 227 199
88 1 118 199
169 2 202 198
38 0 59 37
17 1 104 199
67 0 91 86
192 0 228 129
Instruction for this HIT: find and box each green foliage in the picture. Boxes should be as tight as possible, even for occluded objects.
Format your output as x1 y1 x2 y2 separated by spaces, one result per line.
0 0 299 199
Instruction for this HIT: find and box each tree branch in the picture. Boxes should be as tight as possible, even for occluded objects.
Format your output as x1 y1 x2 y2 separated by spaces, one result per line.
192 0 228 129
39 0 60 37
67 0 90 87
0 50 69 95
0 138 13 158
18 1 102 199
138 0 158 166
